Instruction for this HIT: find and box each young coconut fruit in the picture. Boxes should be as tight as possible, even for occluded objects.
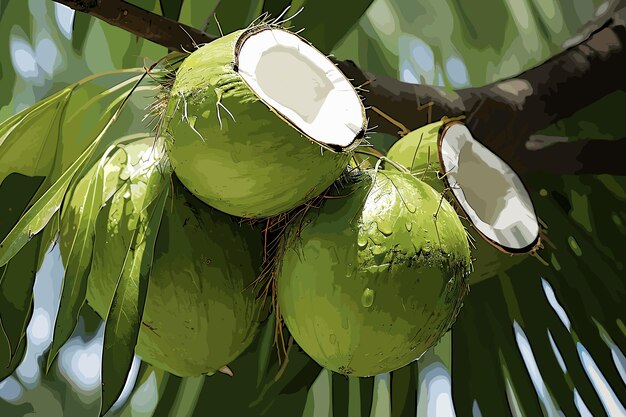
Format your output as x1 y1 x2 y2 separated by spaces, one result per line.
385 121 444 191
162 25 366 218
61 140 266 376
277 170 471 377
386 120 539 279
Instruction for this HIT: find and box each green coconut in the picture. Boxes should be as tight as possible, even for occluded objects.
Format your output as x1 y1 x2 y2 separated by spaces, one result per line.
277 170 471 377
386 120 535 282
467 231 527 283
386 120 445 191
61 140 266 376
163 25 366 218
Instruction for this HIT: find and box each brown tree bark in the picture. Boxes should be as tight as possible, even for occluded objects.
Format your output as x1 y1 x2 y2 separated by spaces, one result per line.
53 0 626 175
53 0 216 48
337 1 626 175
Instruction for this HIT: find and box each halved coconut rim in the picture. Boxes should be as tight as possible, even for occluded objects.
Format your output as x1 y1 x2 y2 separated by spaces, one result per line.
437 121 540 254
233 26 367 153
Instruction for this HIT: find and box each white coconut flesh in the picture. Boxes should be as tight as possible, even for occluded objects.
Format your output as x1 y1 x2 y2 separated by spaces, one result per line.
439 123 539 252
236 28 366 151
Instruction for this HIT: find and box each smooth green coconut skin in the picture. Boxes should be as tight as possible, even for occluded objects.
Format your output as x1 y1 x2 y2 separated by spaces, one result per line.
82 177 266 376
277 170 471 377
386 122 527 283
164 28 353 218
385 121 443 191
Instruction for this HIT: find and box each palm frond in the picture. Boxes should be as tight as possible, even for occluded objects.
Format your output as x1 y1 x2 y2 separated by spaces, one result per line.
452 172 626 416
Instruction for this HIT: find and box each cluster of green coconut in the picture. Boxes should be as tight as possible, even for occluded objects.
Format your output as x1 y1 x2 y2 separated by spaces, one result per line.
75 24 539 378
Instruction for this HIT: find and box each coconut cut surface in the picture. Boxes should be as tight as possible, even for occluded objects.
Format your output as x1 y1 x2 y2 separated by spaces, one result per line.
236 28 365 151
439 122 539 252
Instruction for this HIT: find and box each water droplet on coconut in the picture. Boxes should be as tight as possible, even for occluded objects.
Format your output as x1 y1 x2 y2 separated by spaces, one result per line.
365 264 388 273
123 190 131 199
406 202 416 213
405 222 413 232
377 222 393 236
371 245 385 255
361 288 375 308
357 235 368 248
329 333 337 344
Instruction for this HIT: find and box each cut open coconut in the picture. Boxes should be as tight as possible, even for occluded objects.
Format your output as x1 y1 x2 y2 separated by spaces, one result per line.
438 121 539 253
163 26 367 218
235 28 365 151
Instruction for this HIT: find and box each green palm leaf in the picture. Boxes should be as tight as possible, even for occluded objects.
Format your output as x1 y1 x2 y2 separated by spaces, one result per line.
47 144 130 370
0 87 72 184
101 177 169 416
390 363 417 417
0 236 40 362
0 136 103 267
452 173 626 416
47 128 173 416
205 0 264 37
0 68 156 390
160 0 184 21
86 137 170 317
0 70 144 203
0 70 146 267
0 173 45 364
0 336 26 382
262 0 293 22
287 0 375 53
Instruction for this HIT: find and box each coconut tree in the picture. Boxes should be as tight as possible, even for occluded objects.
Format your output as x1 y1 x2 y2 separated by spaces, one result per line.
0 0 625 416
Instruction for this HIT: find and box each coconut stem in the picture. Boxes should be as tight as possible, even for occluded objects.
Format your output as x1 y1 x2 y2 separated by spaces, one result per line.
370 106 411 136
273 336 294 382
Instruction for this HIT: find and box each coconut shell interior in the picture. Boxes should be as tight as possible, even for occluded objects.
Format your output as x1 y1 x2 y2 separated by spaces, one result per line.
234 27 366 152
437 121 540 253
